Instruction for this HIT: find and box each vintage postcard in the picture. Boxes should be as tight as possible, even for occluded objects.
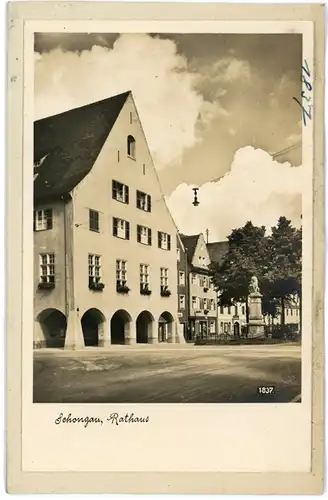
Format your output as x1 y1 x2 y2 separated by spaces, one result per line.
6 1 325 495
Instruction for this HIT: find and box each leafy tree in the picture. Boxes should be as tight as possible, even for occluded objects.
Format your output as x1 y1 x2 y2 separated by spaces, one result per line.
265 217 302 326
209 221 268 322
210 217 302 328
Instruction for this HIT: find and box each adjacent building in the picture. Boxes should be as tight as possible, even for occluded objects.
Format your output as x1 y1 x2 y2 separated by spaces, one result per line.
176 235 189 339
33 91 185 349
180 233 217 341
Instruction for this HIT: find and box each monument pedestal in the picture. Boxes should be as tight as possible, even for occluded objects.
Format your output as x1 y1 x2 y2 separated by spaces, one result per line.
248 292 265 338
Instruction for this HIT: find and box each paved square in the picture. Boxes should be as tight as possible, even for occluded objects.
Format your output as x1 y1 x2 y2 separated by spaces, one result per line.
33 344 301 403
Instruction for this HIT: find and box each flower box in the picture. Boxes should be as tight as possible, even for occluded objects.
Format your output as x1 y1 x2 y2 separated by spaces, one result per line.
204 309 209 315
140 285 152 295
38 282 55 290
203 287 209 293
117 283 130 294
161 288 171 297
89 282 105 291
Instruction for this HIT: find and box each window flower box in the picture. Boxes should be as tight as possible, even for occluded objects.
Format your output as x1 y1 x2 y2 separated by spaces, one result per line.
89 282 105 291
203 287 209 293
117 282 130 294
204 309 209 315
38 282 55 290
140 284 152 295
161 287 171 297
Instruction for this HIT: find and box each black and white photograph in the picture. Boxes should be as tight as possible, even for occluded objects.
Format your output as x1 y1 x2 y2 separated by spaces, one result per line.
33 31 305 404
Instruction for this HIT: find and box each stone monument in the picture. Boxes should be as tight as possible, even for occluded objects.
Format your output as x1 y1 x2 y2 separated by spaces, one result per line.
247 276 265 338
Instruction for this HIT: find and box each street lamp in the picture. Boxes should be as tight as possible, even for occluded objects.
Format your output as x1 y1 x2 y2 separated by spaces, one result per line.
192 188 200 206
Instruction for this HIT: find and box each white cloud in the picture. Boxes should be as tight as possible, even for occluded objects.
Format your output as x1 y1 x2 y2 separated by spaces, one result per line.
166 146 308 241
34 34 222 169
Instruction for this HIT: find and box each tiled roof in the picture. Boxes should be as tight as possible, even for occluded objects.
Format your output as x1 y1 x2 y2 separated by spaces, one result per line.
34 91 130 201
179 234 200 264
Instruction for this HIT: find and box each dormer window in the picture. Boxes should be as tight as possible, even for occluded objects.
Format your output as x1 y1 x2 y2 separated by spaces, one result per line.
127 135 136 159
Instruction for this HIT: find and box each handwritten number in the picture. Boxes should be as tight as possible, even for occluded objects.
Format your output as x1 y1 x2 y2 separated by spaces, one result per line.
293 59 312 126
293 97 312 126
302 59 311 78
301 75 312 92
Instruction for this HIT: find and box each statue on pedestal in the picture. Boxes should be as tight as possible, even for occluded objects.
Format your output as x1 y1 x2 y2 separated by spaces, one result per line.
249 275 260 295
247 275 265 338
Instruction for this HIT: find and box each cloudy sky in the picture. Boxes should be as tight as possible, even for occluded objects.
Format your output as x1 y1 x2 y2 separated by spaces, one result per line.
35 33 303 241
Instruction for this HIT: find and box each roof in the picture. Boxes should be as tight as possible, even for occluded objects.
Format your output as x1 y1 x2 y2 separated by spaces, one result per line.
34 91 131 201
179 234 200 264
206 241 229 265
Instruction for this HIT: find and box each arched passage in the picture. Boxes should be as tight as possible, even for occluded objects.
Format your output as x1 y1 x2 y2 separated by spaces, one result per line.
136 311 154 344
81 308 106 347
158 311 174 343
36 308 67 348
111 309 131 345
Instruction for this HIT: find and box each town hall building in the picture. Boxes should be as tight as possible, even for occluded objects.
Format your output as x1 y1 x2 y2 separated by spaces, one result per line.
33 91 185 349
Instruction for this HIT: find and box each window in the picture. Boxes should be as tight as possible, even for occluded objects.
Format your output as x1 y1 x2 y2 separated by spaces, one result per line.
227 323 231 333
89 209 99 232
136 190 151 212
210 321 215 334
198 256 202 265
113 217 130 240
199 276 204 287
179 271 185 286
140 264 150 285
116 259 127 285
137 225 152 245
117 150 120 162
177 248 180 261
39 253 55 283
296 309 299 317
199 298 205 310
143 164 146 175
158 231 171 250
179 295 185 310
112 180 129 204
88 254 101 285
191 274 197 285
220 322 224 333
192 296 198 310
129 112 133 124
127 135 136 158
242 306 245 315
228 306 231 315
160 267 169 292
234 305 238 316
220 305 224 315
286 309 289 316
34 209 53 231
210 299 215 310
291 309 293 316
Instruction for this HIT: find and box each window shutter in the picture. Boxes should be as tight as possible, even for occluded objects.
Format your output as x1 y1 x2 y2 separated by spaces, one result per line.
125 221 130 240
167 234 171 250
113 217 118 236
148 195 152 212
148 228 152 246
158 232 161 248
89 210 93 229
136 191 140 209
137 225 141 243
112 181 116 199
125 185 129 204
33 211 36 231
45 209 53 230
95 211 99 231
